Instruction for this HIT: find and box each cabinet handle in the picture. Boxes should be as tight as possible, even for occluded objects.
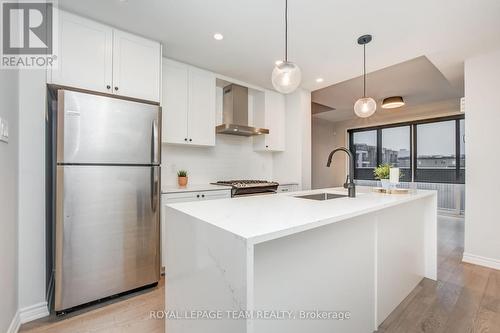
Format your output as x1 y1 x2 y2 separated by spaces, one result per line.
189 138 193 142
106 85 111 90
266 145 269 148
196 194 200 198
201 194 205 198
184 138 188 142
114 87 119 91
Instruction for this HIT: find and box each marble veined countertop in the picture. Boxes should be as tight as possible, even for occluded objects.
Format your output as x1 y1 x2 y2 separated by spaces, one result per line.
165 186 436 244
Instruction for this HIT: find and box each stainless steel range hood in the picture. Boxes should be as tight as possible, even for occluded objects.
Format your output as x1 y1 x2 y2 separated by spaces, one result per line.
216 84 269 137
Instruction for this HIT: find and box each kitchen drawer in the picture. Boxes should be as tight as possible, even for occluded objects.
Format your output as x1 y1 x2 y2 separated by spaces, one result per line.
162 189 231 203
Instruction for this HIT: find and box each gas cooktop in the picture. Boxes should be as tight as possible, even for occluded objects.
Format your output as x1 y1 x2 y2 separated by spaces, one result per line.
211 180 279 197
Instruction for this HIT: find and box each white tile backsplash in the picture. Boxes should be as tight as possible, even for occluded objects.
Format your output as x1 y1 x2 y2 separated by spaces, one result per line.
161 134 273 186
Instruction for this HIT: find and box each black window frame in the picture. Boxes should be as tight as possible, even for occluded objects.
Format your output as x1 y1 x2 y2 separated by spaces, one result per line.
348 114 465 184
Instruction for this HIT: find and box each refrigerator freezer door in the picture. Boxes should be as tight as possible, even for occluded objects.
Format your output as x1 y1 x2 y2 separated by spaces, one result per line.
57 90 161 165
55 165 160 311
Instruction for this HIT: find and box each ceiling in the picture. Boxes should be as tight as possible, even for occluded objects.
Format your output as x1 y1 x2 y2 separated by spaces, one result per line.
58 0 500 92
312 56 463 122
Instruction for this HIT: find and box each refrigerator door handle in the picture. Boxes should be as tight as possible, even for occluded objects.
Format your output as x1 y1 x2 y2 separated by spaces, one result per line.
151 167 159 213
152 119 159 164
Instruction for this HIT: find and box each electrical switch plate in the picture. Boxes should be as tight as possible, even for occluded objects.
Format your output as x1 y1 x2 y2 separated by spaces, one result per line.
0 117 9 143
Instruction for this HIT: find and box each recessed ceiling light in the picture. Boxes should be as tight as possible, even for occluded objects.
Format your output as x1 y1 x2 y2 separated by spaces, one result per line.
316 78 324 83
213 33 224 41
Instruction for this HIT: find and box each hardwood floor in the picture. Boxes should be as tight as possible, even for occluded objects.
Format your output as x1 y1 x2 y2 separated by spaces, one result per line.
19 280 165 333
378 215 500 333
20 216 500 333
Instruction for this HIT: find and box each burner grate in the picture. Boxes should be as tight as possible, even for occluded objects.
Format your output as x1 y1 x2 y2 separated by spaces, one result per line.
211 180 279 196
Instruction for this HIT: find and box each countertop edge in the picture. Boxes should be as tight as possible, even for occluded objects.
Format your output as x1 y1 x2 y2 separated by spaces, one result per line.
246 190 437 245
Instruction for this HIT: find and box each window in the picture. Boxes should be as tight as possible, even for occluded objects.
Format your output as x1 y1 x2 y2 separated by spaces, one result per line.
381 126 411 181
415 120 456 183
348 115 465 184
352 131 377 179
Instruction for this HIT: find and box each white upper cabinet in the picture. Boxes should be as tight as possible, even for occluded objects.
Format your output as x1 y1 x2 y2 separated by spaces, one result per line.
50 11 161 103
162 58 216 147
112 30 161 102
254 90 286 152
162 59 189 144
51 11 113 93
187 67 216 146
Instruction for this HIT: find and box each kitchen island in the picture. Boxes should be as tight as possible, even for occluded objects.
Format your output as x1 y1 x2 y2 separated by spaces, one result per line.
164 187 437 333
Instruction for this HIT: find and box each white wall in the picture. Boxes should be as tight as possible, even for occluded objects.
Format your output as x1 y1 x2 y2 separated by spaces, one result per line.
463 48 500 269
0 70 20 332
311 118 336 189
273 89 311 189
18 70 48 320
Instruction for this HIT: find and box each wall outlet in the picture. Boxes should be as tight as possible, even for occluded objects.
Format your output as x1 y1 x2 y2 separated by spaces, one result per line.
0 117 9 143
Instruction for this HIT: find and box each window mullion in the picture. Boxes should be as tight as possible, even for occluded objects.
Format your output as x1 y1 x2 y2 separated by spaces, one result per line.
412 124 418 183
455 119 461 182
377 129 382 167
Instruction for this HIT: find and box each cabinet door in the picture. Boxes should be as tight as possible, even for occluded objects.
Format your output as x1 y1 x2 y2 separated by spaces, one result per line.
187 67 216 146
112 30 161 102
162 59 189 144
265 90 286 151
51 11 113 93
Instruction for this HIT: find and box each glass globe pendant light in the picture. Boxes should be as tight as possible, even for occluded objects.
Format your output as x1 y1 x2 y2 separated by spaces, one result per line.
271 0 301 94
354 35 376 118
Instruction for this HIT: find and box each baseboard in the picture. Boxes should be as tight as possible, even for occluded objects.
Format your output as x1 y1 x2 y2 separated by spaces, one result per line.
19 302 49 324
7 311 20 333
463 253 500 270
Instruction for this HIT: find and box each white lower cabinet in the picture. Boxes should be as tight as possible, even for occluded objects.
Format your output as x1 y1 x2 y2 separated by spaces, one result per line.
160 189 231 271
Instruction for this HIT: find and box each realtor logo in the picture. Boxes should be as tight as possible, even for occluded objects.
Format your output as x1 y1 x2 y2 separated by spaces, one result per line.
1 0 58 68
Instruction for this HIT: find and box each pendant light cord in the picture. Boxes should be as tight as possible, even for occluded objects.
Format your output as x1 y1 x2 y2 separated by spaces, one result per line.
363 44 366 97
285 0 288 62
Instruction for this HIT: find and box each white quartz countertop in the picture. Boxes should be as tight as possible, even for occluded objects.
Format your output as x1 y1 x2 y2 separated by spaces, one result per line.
165 187 436 244
162 184 231 194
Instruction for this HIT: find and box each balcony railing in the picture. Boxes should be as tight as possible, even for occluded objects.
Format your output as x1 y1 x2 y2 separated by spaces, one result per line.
354 179 465 215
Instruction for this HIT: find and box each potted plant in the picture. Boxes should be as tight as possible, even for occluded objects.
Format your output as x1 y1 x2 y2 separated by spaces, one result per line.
374 164 391 189
177 170 188 187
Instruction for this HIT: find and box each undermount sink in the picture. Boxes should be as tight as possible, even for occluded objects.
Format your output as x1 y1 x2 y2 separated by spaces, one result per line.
294 193 348 201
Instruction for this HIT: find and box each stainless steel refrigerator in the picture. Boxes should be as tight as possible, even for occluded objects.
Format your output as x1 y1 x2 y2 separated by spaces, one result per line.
47 88 161 312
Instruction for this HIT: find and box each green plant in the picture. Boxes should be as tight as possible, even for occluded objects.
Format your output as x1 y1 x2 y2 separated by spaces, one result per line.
373 164 391 180
177 170 188 177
